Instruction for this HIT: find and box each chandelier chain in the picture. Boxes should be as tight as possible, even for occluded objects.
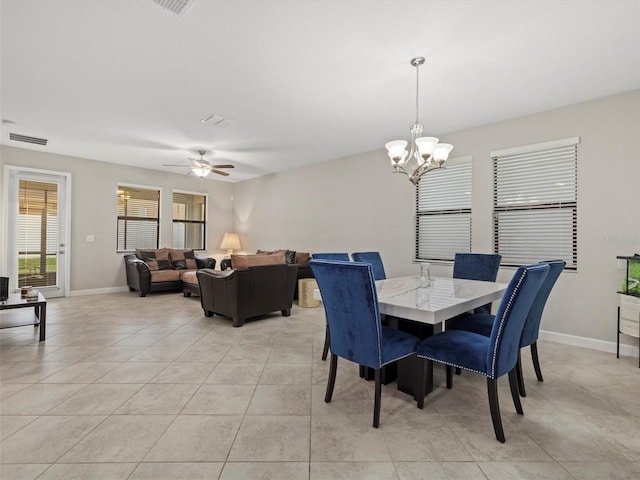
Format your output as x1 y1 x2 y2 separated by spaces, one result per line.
415 63 420 125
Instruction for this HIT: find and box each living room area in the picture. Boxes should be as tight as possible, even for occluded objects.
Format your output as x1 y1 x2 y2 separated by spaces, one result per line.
2 1 640 479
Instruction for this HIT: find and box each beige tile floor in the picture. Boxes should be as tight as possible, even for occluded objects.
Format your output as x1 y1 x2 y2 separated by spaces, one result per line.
1 292 640 479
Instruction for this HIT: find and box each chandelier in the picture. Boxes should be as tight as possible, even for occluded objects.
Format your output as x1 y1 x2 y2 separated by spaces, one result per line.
385 57 453 186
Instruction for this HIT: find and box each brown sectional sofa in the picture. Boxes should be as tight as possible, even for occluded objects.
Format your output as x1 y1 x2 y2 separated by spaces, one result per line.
124 248 216 297
220 249 314 298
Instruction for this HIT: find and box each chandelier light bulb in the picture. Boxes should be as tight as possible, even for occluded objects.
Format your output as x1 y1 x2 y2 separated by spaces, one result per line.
385 140 409 165
433 143 453 163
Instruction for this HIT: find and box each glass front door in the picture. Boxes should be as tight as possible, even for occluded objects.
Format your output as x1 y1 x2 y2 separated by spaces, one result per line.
7 169 68 297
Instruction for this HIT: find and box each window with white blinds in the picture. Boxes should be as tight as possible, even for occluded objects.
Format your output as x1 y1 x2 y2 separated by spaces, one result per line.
117 185 160 252
492 137 578 269
415 157 472 261
172 191 206 250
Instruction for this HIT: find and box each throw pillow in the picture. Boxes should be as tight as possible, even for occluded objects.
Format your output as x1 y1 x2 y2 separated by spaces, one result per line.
232 251 286 269
139 248 171 270
295 252 310 264
285 250 296 264
169 249 197 270
256 249 287 256
145 259 160 271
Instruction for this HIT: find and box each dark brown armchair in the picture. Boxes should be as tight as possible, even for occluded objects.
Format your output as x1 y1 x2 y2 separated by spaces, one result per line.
197 264 299 327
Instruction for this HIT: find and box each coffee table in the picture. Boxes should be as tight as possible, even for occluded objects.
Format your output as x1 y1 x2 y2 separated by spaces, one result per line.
0 292 47 341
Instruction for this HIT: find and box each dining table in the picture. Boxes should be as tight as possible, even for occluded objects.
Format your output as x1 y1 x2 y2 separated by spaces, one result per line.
314 275 508 399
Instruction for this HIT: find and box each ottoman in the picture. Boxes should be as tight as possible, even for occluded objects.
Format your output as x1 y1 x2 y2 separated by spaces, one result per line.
182 270 200 297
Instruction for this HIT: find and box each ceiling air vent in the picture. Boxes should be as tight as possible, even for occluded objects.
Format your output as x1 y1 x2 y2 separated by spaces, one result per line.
150 0 195 15
9 133 48 146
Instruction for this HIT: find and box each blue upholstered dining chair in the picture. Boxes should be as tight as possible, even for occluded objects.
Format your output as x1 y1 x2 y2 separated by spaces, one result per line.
449 253 503 376
450 260 565 396
312 253 351 361
452 253 502 315
310 260 420 428
351 252 387 281
415 263 549 443
312 253 350 261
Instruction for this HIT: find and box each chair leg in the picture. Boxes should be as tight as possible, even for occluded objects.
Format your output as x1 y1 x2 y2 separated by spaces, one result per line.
321 325 330 361
487 378 505 443
508 368 524 415
232 317 245 327
416 357 426 409
455 367 462 376
516 350 526 397
446 365 453 389
373 369 382 428
325 353 338 403
530 342 544 382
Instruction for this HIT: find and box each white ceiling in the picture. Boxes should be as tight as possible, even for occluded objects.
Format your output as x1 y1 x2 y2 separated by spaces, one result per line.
2 0 640 182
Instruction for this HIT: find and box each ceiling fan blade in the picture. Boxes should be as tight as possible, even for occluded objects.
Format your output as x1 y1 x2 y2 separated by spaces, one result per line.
210 164 234 169
162 164 191 167
211 169 230 176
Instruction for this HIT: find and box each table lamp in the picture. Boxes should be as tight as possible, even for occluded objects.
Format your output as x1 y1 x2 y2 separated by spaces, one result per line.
220 232 241 256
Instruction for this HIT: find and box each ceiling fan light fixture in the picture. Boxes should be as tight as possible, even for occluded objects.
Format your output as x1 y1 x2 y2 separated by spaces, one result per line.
192 165 211 177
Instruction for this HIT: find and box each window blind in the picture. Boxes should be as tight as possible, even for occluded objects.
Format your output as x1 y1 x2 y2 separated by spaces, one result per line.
493 138 578 269
117 185 160 252
172 191 206 250
415 158 472 261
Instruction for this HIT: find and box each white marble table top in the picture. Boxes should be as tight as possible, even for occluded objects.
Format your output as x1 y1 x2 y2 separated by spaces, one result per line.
314 276 507 326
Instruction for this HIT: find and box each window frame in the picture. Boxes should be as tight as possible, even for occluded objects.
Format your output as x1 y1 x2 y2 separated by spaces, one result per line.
172 189 207 251
492 137 579 270
116 183 161 253
415 156 472 262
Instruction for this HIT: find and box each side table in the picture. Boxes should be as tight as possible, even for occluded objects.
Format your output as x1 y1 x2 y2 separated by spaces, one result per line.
0 292 47 341
298 278 320 308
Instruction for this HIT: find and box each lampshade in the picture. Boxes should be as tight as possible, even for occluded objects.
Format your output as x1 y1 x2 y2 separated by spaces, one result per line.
220 232 241 254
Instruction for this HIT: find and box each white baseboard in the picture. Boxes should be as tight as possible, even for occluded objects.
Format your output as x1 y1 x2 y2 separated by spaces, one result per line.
539 329 639 357
69 286 130 296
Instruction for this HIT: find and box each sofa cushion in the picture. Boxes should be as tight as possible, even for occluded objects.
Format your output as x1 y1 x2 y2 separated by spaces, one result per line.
169 249 197 270
232 251 286 268
150 269 181 282
180 270 199 285
137 248 171 270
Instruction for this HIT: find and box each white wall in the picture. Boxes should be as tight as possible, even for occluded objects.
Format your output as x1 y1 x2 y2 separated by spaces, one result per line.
1 146 235 293
233 89 640 348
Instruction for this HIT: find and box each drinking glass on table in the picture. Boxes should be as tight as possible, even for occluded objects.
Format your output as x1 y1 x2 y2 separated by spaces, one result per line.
417 263 432 288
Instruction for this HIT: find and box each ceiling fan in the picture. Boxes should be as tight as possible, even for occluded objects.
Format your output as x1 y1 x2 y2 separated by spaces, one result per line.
163 150 235 177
